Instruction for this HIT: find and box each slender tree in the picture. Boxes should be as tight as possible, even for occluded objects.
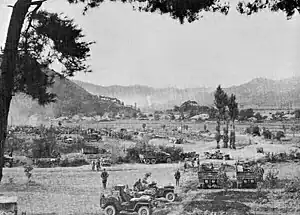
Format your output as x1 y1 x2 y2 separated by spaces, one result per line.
214 85 228 148
228 93 239 149
0 0 298 182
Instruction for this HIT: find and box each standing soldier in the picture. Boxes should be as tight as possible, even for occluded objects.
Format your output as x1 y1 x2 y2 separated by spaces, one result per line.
204 122 207 132
91 160 95 171
96 158 101 171
174 169 181 186
101 169 109 189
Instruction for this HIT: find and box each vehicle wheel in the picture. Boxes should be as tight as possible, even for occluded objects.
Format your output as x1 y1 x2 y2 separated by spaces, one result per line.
145 159 151 164
151 159 156 164
165 192 176 202
138 206 151 215
166 158 172 163
104 205 118 215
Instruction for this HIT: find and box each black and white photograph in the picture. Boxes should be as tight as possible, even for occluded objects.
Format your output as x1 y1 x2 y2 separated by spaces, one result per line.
0 0 300 214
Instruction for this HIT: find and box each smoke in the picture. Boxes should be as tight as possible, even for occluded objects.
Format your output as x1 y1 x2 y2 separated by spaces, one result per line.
146 95 152 107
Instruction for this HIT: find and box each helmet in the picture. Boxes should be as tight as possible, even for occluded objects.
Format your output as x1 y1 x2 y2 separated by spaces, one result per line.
145 173 151 177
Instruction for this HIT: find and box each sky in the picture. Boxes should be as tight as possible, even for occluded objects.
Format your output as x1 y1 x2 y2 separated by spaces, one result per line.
0 0 300 89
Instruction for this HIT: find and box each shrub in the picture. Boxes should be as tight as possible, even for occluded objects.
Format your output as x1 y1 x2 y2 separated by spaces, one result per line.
275 131 285 141
252 126 260 136
262 129 272 139
58 157 88 167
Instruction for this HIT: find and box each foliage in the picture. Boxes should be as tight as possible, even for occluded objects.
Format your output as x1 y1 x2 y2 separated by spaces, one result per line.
284 176 300 194
245 125 260 136
262 128 272 139
228 94 239 123
275 130 285 140
10 10 93 106
58 157 88 167
295 109 300 119
214 85 228 121
254 112 263 120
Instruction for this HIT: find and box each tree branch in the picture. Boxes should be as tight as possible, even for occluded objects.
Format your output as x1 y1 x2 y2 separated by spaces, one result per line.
24 0 45 54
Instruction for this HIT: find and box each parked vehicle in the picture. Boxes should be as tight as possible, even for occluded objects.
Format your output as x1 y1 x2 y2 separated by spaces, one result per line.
141 151 172 164
235 162 258 189
139 182 177 202
100 185 157 215
204 150 230 160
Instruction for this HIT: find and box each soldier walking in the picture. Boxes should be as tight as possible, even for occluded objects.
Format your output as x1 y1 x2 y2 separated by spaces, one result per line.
174 169 181 186
101 169 109 189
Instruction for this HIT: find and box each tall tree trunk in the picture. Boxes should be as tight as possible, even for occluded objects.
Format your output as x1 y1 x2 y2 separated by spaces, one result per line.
0 0 31 182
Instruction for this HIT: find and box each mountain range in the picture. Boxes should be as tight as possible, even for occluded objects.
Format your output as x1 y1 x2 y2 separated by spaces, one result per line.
74 76 300 111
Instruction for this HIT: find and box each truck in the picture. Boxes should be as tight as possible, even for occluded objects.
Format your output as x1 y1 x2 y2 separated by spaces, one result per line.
140 151 172 164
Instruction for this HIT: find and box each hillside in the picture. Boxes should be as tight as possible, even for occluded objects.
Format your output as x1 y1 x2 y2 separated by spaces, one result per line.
3 68 137 125
74 76 300 110
73 80 212 110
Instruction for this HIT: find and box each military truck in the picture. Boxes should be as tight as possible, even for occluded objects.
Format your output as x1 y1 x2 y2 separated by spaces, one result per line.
198 163 220 189
235 162 259 189
141 151 172 164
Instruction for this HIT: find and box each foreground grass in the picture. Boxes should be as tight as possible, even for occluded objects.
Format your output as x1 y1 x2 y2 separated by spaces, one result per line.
0 164 179 215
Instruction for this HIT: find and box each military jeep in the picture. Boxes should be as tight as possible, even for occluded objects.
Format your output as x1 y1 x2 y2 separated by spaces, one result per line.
100 185 157 215
137 181 177 202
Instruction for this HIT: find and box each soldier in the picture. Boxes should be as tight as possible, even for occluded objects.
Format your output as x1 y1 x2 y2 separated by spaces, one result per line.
101 168 109 189
133 179 143 191
142 173 151 189
96 158 101 171
204 122 207 132
174 169 181 186
91 160 95 171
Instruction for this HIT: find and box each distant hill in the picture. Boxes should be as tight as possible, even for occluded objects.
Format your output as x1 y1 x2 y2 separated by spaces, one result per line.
73 80 212 111
74 76 300 110
0 65 137 125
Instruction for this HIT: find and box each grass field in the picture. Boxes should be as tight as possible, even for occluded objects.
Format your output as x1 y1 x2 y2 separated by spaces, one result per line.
1 163 181 215
1 134 300 215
